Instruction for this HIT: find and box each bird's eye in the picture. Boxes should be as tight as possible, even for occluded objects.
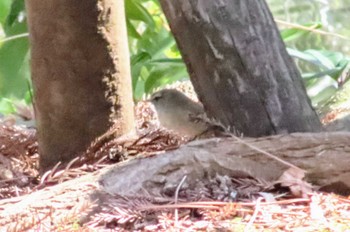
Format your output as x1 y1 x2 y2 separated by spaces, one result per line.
151 93 162 102
153 96 161 101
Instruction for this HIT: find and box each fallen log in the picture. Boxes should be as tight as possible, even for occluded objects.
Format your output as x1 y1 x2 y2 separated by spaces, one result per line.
1 132 350 230
101 132 350 196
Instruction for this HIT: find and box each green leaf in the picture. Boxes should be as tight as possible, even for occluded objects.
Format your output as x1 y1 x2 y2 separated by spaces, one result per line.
131 51 152 66
22 63 32 103
319 51 344 64
125 0 155 26
126 19 141 39
130 52 152 91
149 58 184 64
144 63 187 93
0 97 16 115
287 48 348 73
287 48 321 66
138 28 175 58
0 0 12 24
308 79 338 107
302 68 346 81
304 50 335 69
0 20 29 97
329 60 348 81
5 0 25 29
281 23 322 42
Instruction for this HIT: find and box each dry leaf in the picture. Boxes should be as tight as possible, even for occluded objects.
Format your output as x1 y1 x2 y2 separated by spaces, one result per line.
278 167 313 197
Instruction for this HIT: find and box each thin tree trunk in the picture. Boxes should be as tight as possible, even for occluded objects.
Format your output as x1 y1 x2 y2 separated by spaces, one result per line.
160 0 323 137
25 0 135 171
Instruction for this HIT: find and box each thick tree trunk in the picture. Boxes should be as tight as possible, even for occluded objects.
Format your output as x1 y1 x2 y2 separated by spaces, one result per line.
160 0 323 137
25 0 135 171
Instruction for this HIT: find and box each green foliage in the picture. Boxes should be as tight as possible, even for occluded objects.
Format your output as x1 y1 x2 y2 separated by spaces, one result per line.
0 0 29 100
126 0 186 100
282 24 350 106
0 97 16 115
0 0 348 115
5 0 24 27
0 0 12 24
280 22 322 42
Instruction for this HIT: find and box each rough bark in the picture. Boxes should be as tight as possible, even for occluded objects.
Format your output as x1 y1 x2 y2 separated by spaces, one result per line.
25 0 135 171
160 0 323 137
1 132 350 229
100 132 350 196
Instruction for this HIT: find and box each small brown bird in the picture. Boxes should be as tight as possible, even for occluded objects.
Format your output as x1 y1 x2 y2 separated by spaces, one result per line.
149 89 208 137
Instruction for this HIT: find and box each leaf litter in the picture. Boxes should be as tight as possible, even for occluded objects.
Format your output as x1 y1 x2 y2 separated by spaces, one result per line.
0 84 349 231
